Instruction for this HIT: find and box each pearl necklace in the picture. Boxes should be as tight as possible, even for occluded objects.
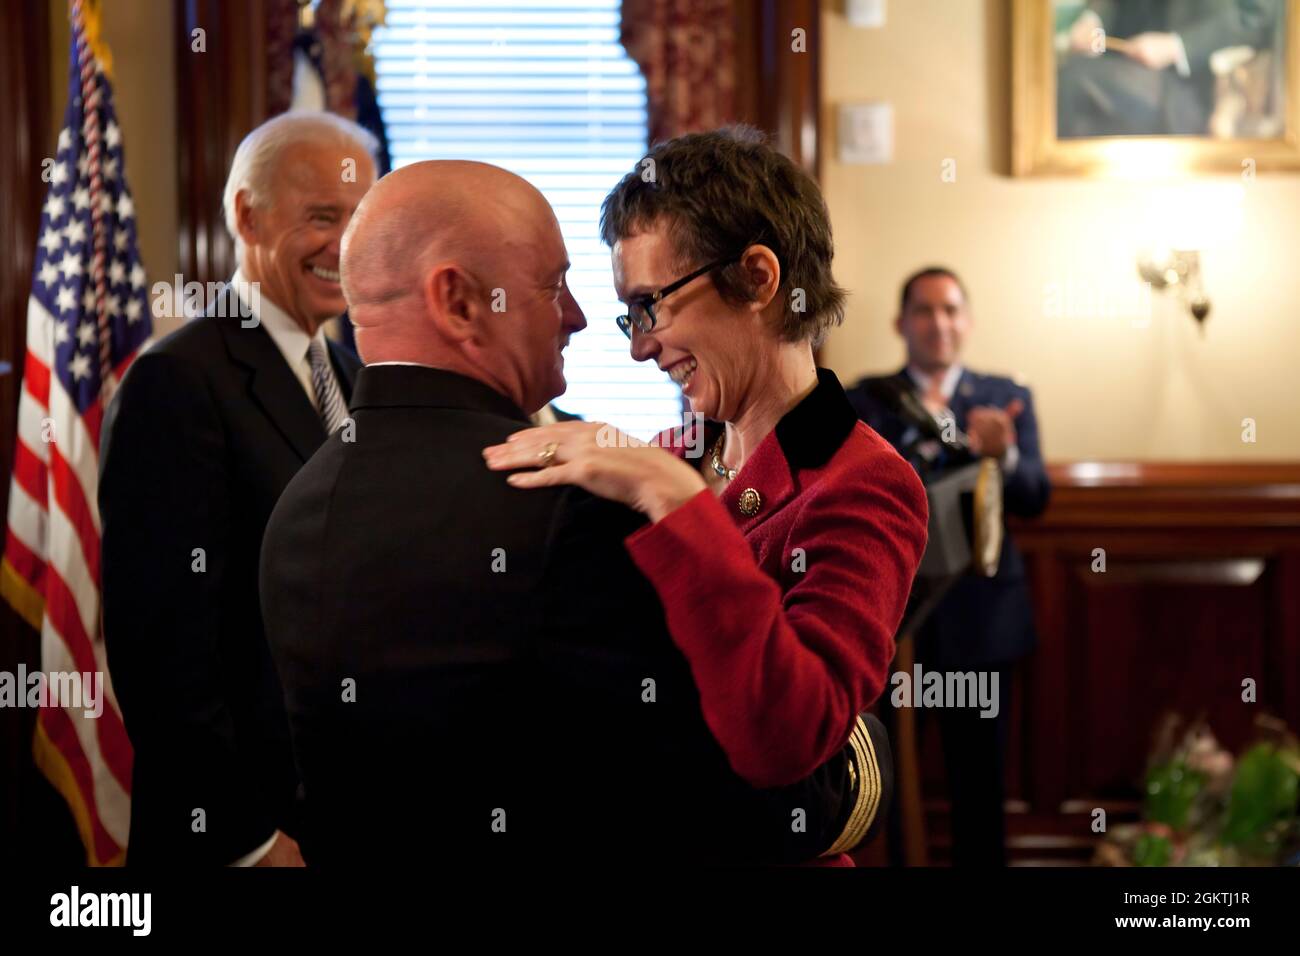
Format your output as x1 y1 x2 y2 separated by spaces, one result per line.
709 433 737 481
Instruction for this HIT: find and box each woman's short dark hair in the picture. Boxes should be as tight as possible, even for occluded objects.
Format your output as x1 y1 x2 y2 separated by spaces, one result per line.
599 125 846 345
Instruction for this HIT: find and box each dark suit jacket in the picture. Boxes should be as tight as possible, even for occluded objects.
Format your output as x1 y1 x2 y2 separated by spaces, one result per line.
846 368 1049 668
1088 0 1278 71
260 365 878 865
100 286 360 865
1087 0 1279 112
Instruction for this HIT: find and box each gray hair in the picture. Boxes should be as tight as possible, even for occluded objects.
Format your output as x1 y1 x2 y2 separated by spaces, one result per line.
223 110 380 254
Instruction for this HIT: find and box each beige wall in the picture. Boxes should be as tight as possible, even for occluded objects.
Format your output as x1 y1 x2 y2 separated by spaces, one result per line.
49 0 178 330
39 0 1300 460
820 0 1299 461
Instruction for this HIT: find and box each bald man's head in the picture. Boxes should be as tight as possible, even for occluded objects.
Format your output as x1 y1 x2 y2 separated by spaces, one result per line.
341 161 587 413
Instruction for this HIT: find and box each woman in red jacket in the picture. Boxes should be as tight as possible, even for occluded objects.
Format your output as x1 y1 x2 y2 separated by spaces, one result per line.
483 127 928 793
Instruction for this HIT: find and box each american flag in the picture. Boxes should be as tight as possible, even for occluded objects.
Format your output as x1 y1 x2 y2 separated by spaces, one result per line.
0 3 151 866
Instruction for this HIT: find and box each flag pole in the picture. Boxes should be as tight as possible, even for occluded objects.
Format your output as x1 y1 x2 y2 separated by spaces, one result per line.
70 0 115 403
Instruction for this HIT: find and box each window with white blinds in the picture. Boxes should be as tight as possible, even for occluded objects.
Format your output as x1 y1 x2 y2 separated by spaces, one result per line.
372 0 682 439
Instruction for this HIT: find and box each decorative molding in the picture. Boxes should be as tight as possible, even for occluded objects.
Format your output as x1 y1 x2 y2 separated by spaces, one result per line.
733 0 822 177
174 0 274 286
1013 462 1300 531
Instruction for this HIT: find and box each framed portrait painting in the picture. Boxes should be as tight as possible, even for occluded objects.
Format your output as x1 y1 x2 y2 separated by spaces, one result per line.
1012 0 1300 175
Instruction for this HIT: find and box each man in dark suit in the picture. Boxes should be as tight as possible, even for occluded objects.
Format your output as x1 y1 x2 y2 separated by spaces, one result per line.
99 112 377 866
845 267 1050 866
1058 0 1280 137
260 159 886 865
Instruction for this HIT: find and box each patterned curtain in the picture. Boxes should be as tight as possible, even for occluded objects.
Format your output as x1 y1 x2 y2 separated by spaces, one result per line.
620 0 737 144
266 0 299 117
308 0 362 117
266 0 368 119
264 0 392 351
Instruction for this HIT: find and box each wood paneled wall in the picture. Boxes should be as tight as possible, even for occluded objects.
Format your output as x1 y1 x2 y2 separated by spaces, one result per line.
733 0 822 176
174 0 274 287
918 463 1300 865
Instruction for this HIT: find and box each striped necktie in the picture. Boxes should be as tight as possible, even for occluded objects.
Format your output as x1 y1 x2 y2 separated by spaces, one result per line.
307 338 348 434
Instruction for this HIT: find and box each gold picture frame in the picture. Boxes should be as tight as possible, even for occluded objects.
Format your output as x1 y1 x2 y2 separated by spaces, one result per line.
1012 0 1300 176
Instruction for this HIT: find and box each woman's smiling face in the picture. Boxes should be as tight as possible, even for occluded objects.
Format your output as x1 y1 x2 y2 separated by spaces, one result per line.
613 222 780 423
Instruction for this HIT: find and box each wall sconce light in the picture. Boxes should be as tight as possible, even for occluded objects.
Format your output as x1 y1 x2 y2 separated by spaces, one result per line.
1137 249 1211 327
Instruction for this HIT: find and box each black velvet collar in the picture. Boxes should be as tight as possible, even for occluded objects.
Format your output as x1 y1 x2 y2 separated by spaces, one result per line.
774 367 860 470
701 367 859 472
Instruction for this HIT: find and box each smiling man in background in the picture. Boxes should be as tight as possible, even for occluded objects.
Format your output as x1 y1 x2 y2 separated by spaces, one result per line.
846 266 1050 866
100 111 377 866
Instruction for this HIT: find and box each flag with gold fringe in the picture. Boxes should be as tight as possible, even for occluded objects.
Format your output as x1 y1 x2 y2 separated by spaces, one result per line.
0 0 151 866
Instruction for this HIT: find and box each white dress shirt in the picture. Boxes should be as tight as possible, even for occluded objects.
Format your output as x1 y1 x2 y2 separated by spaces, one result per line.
1078 9 1191 77
906 362 964 407
905 363 1019 475
230 270 332 411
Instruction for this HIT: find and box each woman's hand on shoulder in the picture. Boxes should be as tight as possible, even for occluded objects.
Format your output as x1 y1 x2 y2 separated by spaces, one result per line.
482 421 707 523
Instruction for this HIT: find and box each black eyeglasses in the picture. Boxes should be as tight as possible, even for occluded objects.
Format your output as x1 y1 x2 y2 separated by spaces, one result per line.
615 256 740 339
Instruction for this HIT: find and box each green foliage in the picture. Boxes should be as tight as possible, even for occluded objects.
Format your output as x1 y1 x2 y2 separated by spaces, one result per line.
1144 760 1204 830
1220 744 1299 849
1134 833 1172 867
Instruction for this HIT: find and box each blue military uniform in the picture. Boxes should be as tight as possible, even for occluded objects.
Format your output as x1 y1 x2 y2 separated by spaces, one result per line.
846 366 1050 865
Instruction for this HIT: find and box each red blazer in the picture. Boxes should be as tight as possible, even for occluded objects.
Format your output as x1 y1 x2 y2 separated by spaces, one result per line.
625 368 928 789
